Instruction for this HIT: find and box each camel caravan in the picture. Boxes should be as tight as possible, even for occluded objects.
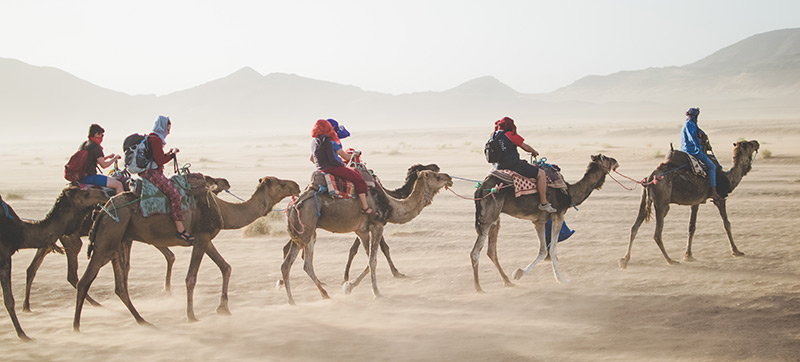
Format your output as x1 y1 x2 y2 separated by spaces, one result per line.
0 111 759 340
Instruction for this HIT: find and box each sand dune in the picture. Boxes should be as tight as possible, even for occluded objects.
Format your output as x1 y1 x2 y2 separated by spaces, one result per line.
1 119 799 361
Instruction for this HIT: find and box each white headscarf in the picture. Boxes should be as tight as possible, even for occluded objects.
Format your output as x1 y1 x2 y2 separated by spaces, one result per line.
152 115 170 145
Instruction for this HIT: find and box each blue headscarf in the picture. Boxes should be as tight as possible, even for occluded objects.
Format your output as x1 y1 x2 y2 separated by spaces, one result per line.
327 118 350 139
686 108 700 122
152 115 170 144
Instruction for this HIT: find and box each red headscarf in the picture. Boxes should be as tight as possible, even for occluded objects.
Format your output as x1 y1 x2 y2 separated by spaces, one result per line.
494 116 517 133
311 119 339 142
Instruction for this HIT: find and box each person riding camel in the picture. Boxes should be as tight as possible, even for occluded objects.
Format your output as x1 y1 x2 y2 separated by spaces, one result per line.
77 124 124 195
492 116 557 213
139 115 195 243
680 107 721 200
310 119 377 216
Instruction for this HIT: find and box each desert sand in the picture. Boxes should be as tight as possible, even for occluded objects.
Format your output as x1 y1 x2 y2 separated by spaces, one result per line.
1 118 799 361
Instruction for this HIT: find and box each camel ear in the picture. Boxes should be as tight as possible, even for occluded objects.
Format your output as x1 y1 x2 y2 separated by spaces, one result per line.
591 154 599 162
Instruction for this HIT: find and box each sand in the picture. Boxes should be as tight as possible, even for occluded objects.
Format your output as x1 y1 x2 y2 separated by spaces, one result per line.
1 119 799 361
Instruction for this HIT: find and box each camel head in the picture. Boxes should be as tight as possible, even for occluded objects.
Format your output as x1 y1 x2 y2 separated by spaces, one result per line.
61 186 109 210
257 176 301 207
406 163 440 176
590 154 619 173
416 170 454 191
204 176 232 195
732 140 759 175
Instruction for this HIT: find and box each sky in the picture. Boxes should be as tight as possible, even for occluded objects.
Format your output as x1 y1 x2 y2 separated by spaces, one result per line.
1 0 799 96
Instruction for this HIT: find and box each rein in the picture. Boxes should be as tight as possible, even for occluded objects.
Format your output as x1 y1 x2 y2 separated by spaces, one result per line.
285 196 305 235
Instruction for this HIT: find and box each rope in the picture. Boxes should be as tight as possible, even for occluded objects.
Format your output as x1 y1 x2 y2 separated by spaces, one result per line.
1 200 13 220
450 175 482 183
609 164 689 191
285 196 305 235
445 183 512 201
100 197 141 223
224 189 247 202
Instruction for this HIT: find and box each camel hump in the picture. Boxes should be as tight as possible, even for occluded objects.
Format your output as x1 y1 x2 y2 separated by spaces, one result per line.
663 149 691 169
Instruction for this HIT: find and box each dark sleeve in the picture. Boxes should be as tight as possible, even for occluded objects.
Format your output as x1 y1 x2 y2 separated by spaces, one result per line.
312 136 343 170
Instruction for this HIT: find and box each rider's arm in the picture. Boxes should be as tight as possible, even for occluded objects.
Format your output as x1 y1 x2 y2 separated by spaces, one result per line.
96 154 120 169
337 148 351 163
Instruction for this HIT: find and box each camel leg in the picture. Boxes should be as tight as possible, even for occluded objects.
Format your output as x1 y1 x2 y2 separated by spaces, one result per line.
281 240 301 305
203 242 232 315
684 205 699 261
111 239 150 326
184 239 208 322
547 214 567 283
60 234 101 307
470 222 491 293
715 199 744 256
513 220 548 280
379 236 405 278
155 246 175 295
74 245 113 332
301 234 330 300
343 237 361 283
343 233 372 294
653 201 678 265
620 188 649 269
486 219 513 287
22 247 47 312
1 256 31 341
367 224 384 298
274 239 294 289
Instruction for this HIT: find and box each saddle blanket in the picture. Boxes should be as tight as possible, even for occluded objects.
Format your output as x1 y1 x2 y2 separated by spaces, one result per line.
323 173 357 199
663 149 707 177
140 175 195 217
490 168 568 198
687 154 707 177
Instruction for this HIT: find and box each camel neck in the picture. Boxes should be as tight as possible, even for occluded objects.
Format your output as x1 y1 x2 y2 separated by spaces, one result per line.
568 163 607 206
21 198 82 249
725 149 754 191
386 178 438 224
212 191 272 230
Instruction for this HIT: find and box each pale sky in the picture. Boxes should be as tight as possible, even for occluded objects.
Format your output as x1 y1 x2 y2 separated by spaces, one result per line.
1 0 798 96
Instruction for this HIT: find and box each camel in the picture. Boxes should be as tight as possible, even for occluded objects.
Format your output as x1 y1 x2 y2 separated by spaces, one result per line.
22 176 232 311
73 176 300 331
471 154 619 292
282 169 453 305
278 163 440 284
0 187 108 340
619 140 760 268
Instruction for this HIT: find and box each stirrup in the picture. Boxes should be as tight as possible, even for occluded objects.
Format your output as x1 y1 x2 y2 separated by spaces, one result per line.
361 207 378 217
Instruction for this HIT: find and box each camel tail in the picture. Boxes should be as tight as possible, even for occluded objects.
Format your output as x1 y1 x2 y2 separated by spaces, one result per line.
642 186 652 223
86 208 104 259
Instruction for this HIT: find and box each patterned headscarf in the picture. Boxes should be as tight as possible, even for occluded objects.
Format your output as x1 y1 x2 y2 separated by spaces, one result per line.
311 119 339 142
494 116 517 133
152 115 170 145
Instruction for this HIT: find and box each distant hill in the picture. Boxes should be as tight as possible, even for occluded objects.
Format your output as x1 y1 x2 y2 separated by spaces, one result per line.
1 28 798 139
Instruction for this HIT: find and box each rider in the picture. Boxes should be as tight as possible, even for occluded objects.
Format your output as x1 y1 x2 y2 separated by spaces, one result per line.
138 115 195 243
311 119 377 216
326 118 352 163
680 107 721 200
492 117 556 213
77 124 124 195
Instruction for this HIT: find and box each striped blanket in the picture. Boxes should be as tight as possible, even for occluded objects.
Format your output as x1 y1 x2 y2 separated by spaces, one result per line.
489 168 568 198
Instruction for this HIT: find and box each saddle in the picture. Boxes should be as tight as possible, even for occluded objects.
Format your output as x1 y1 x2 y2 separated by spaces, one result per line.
134 173 208 217
489 167 567 198
662 150 708 177
307 168 377 199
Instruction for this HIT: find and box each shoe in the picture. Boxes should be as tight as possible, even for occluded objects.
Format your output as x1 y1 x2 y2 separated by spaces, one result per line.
361 207 379 217
176 230 196 244
538 202 557 213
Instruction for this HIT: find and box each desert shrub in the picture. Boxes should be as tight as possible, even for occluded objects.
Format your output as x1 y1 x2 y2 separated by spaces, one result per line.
5 192 24 200
761 149 772 159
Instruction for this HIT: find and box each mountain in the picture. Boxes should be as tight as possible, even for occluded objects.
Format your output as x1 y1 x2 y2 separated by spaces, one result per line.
549 28 800 104
1 28 799 139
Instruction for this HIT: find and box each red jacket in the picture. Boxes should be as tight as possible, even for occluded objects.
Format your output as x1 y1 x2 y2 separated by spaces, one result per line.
147 133 172 170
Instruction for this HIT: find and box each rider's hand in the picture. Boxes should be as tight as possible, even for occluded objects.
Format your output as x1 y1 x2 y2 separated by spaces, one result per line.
531 150 540 158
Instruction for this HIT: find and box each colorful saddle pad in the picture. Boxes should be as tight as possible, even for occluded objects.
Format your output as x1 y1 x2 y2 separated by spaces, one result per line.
489 168 568 198
663 150 707 177
309 168 376 199
140 175 196 217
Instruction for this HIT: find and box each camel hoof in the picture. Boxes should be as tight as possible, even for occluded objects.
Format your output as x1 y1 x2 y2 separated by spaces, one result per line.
667 259 680 265
138 319 155 327
618 258 629 269
216 306 231 315
512 269 524 280
342 282 354 295
87 300 103 307
22 306 31 313
373 291 383 299
392 272 408 279
186 316 199 323
162 289 172 297
732 251 745 257
684 255 695 262
275 279 284 290
503 281 515 288
18 333 32 342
